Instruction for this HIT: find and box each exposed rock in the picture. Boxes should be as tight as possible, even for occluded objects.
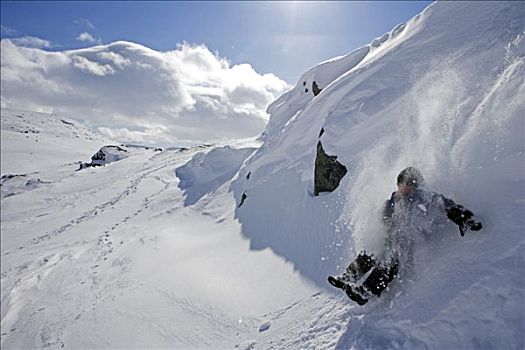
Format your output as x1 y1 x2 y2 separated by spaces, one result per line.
60 119 74 126
314 141 347 196
238 192 247 208
258 321 271 332
1 174 27 181
312 81 323 96
91 145 127 165
78 162 101 170
78 145 129 170
123 144 162 152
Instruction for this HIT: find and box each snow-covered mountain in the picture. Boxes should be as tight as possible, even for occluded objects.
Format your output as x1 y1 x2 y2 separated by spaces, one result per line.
1 1 524 349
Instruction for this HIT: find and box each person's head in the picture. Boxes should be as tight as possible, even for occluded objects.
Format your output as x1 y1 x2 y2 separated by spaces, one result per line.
396 167 424 196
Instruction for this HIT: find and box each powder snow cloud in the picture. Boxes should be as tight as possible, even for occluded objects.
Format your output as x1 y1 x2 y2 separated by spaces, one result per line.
0 39 290 145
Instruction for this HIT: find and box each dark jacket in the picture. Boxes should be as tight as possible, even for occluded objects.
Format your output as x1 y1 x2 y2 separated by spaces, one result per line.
383 189 482 237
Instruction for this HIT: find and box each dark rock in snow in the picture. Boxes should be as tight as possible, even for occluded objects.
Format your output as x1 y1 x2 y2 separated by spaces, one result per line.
78 145 129 170
91 145 127 165
238 192 247 208
312 81 323 96
314 141 347 196
1 174 27 181
258 322 271 332
60 119 74 126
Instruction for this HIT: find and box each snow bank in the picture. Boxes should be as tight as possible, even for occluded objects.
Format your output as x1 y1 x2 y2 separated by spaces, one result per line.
229 1 524 348
176 145 256 206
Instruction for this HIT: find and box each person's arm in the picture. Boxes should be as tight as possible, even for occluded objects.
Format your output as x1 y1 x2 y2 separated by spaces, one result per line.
433 194 483 236
382 192 396 230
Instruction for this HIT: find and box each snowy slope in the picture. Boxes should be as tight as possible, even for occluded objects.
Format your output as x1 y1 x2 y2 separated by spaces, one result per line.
1 1 524 349
0 110 318 349
176 145 257 206
228 1 525 348
1 108 112 174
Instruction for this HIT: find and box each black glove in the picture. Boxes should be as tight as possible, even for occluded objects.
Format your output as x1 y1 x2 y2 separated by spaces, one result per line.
447 206 483 236
459 218 483 236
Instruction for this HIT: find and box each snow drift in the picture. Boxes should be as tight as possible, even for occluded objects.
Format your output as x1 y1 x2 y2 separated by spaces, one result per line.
226 1 525 348
176 145 256 206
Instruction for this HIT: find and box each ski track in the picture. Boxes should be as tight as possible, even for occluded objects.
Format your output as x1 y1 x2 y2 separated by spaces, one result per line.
0 149 193 349
2 152 181 256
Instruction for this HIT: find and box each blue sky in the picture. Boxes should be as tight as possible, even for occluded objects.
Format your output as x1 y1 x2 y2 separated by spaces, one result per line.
1 1 431 84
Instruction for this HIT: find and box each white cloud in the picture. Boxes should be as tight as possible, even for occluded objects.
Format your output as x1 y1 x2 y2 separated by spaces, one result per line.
10 36 51 48
74 18 95 29
76 32 99 43
0 39 291 146
0 25 18 36
72 56 115 76
97 52 131 69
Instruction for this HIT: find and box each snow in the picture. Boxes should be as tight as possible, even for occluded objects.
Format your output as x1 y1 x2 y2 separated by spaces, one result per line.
2 1 525 349
0 109 316 349
0 109 112 174
176 145 257 206
232 1 525 348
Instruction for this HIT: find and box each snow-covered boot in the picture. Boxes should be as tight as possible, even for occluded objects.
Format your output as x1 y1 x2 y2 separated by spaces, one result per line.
343 251 376 282
328 276 370 305
362 262 399 297
343 284 370 305
327 275 346 289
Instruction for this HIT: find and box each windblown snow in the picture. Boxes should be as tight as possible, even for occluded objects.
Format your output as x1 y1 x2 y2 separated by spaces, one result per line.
1 2 524 349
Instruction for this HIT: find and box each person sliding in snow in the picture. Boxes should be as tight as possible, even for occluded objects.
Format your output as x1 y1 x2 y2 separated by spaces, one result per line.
328 167 483 305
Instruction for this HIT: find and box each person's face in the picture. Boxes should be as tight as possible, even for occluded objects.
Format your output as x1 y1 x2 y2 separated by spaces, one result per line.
398 183 415 197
